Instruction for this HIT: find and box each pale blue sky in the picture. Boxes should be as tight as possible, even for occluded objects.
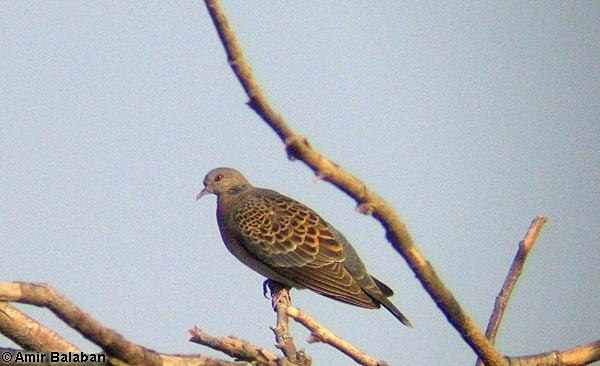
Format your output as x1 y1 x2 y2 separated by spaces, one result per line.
1 2 598 365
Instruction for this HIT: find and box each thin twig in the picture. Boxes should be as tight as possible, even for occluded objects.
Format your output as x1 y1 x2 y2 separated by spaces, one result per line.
475 216 548 366
287 307 387 366
487 216 548 343
203 1 504 365
189 327 283 366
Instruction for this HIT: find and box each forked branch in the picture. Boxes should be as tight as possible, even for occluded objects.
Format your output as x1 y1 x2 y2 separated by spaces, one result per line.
0 282 243 366
2 282 597 366
287 307 388 366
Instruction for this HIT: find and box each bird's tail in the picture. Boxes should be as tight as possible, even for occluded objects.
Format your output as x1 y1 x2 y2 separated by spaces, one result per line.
379 296 413 327
370 276 413 327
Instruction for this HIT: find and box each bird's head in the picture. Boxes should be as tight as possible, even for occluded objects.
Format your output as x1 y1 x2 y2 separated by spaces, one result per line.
196 167 250 200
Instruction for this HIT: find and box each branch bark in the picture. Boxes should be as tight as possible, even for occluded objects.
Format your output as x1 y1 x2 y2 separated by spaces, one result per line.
287 307 387 366
0 302 80 353
189 326 284 366
3 282 597 366
504 340 600 366
475 216 547 366
267 281 311 366
0 282 243 366
0 282 162 365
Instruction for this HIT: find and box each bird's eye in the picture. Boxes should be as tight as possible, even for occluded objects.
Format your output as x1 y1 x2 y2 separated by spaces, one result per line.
214 174 224 182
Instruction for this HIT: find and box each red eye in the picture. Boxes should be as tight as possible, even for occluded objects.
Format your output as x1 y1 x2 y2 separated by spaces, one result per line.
214 174 224 182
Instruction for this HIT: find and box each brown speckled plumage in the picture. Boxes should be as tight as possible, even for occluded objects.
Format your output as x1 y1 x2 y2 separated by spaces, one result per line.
197 167 411 326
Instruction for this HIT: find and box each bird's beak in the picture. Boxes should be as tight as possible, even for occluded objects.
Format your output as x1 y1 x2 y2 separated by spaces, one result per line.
196 186 209 201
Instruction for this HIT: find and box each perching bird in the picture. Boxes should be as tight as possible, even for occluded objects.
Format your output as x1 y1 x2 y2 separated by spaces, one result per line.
197 167 411 326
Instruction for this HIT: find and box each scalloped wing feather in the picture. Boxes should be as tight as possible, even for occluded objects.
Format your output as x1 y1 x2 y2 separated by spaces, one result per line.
233 189 377 308
235 189 344 266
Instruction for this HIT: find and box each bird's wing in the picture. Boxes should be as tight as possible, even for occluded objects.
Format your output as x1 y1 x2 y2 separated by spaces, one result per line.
234 189 378 308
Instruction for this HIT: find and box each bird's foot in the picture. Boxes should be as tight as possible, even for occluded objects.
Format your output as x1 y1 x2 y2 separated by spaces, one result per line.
263 279 291 310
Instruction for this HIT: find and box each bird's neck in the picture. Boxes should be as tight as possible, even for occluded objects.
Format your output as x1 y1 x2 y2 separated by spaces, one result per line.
217 184 248 214
225 184 248 195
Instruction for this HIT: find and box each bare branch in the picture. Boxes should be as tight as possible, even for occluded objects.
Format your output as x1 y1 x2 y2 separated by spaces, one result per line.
0 302 80 353
0 282 163 365
268 283 296 359
189 327 293 366
203 1 504 364
192 283 312 366
487 216 548 342
475 217 548 366
287 307 387 366
0 282 241 366
504 340 600 366
267 281 311 366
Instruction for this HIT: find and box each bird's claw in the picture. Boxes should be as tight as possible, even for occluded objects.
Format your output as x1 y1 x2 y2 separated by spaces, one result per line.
262 279 271 299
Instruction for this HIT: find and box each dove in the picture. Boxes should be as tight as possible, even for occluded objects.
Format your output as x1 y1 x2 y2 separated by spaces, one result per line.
197 167 411 326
